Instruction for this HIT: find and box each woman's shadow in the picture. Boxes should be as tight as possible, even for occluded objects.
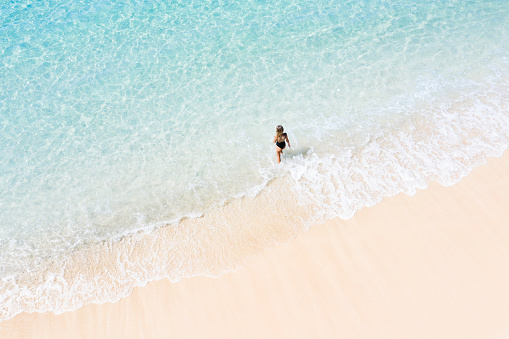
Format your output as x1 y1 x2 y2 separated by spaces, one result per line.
283 146 311 158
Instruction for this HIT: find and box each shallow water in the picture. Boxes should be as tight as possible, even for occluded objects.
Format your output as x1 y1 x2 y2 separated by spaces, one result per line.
1 0 509 321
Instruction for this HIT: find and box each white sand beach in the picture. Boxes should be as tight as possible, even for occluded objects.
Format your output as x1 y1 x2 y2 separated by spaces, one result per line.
2 151 509 339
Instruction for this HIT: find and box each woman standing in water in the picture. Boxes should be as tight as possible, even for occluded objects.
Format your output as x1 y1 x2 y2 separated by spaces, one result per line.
273 125 291 163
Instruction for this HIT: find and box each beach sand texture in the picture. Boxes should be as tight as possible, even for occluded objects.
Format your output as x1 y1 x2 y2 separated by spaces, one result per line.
1 151 509 338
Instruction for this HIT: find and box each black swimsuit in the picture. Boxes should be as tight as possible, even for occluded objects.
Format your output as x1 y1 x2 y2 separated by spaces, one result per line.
276 140 286 149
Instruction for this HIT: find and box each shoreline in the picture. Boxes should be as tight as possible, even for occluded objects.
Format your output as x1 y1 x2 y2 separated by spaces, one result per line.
2 80 508 323
2 151 509 338
0 174 311 323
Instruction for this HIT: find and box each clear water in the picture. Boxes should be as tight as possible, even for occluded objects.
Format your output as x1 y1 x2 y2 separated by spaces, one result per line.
1 0 509 321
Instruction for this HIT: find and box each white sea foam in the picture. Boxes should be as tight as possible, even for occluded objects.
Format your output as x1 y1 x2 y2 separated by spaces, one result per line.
287 78 509 221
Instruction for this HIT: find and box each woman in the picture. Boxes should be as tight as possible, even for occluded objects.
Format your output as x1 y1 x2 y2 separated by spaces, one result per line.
273 125 291 163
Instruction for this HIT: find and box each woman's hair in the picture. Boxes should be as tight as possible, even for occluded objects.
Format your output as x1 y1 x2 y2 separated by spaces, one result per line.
276 125 284 138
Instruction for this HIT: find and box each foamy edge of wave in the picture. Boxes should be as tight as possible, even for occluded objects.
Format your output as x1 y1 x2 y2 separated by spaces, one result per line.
287 90 509 222
0 175 312 322
1 87 509 322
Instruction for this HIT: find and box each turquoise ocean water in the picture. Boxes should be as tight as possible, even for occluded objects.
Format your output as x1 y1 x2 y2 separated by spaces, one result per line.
1 0 508 320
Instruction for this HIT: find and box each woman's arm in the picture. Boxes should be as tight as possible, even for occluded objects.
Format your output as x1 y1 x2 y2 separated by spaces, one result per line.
273 135 277 143
285 133 291 148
